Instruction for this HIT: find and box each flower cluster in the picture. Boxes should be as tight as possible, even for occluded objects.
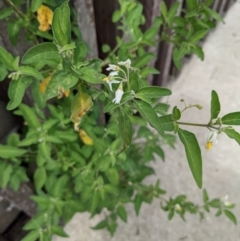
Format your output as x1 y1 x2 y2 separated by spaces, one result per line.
37 5 53 32
103 59 132 104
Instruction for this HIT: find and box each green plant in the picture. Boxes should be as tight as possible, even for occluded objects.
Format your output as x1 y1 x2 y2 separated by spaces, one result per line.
0 0 239 240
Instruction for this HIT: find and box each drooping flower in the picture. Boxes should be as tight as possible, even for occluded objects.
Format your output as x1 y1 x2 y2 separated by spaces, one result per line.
79 129 94 145
221 195 233 207
112 83 124 104
106 64 119 71
37 5 53 32
205 131 218 150
118 59 133 69
102 71 120 91
174 204 182 212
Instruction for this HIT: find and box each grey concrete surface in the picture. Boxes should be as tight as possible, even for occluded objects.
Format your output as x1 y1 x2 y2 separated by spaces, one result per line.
54 1 240 240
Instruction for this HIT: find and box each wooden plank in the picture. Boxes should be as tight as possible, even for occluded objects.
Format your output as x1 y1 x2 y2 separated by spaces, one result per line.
0 184 37 217
73 0 98 58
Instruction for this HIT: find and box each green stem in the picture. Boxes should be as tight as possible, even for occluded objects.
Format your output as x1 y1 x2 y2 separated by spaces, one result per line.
101 42 121 68
176 121 219 130
4 0 26 19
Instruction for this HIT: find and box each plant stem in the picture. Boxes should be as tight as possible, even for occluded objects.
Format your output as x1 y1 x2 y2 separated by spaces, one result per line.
176 121 219 130
4 0 26 19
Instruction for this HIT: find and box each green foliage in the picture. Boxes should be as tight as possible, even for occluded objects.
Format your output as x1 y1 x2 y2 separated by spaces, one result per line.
178 129 202 188
0 0 238 240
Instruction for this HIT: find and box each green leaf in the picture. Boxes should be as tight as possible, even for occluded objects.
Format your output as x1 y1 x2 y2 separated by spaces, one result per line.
209 198 221 208
158 114 174 131
54 130 78 142
44 71 78 100
92 219 108 230
154 102 170 115
112 9 121 23
160 1 168 20
223 128 240 145
203 189 209 202
22 43 60 64
74 42 87 63
204 0 214 7
190 30 208 43
224 210 237 225
19 66 43 80
134 194 143 215
0 145 27 158
90 190 100 214
0 60 8 81
172 106 181 120
2 165 13 188
34 167 47 190
221 112 240 125
80 66 102 84
52 2 71 46
117 205 127 222
7 76 33 110
31 0 43 12
168 2 180 21
178 128 202 188
0 8 13 20
51 226 69 237
105 168 119 185
118 108 133 153
134 53 155 68
186 0 197 11
102 44 111 53
205 7 224 23
168 209 175 220
136 86 171 99
51 175 69 198
210 90 220 120
8 21 20 46
191 45 204 60
38 141 51 162
0 46 15 71
31 81 46 109
21 230 39 241
19 104 41 128
140 67 160 78
7 133 20 146
134 99 164 135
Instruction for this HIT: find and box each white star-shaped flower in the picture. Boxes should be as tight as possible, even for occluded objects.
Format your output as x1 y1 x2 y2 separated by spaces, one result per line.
205 131 218 150
106 64 119 71
112 83 124 104
118 59 133 69
102 71 120 91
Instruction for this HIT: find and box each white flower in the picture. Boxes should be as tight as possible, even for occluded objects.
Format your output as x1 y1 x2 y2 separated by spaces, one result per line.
118 59 132 69
102 71 120 91
112 83 124 104
106 64 119 71
205 131 218 150
175 204 182 212
221 195 233 207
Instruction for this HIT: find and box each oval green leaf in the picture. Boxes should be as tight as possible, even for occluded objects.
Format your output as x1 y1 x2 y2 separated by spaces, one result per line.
22 43 60 64
178 128 202 188
221 112 240 125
